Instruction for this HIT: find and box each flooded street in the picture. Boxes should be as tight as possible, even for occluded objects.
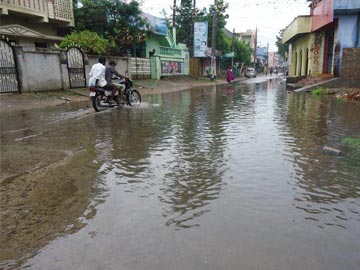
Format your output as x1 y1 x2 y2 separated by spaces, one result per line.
1 78 360 270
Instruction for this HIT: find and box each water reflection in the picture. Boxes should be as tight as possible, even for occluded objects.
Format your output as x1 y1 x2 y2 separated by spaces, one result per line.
157 90 229 228
91 91 230 228
283 92 360 228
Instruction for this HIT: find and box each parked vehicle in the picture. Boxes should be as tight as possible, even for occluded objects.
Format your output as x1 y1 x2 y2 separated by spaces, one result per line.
245 68 257 78
89 77 141 112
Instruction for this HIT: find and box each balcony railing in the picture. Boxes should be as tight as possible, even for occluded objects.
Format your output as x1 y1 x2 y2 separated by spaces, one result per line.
159 46 182 57
0 0 48 16
0 0 74 25
53 0 73 21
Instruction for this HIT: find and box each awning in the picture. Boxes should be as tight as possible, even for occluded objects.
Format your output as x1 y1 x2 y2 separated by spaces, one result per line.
222 52 234 58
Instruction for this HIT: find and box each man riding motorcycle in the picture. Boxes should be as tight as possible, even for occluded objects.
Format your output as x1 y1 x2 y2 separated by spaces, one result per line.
105 61 126 104
89 57 124 105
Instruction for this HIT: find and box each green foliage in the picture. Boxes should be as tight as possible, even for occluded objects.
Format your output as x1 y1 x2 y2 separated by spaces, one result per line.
175 0 205 46
174 0 236 58
233 39 252 65
336 96 345 103
74 0 146 56
275 29 288 58
175 0 210 52
59 30 110 55
74 0 108 34
71 0 251 61
342 137 360 148
312 87 324 96
206 0 229 53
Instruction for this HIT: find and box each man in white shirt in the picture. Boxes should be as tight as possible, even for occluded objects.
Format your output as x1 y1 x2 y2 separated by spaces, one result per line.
89 56 106 87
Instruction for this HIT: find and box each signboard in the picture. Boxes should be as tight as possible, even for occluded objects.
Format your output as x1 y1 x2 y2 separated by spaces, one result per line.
312 32 322 75
161 61 183 74
223 52 234 58
194 22 208 57
141 12 167 36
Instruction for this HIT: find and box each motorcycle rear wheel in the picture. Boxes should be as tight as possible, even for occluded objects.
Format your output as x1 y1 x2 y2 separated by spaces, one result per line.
92 94 108 112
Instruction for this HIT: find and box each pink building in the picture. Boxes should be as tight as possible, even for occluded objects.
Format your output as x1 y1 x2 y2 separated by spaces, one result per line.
268 52 280 68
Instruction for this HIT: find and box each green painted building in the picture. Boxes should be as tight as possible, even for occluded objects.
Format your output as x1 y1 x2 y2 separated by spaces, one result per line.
142 13 189 80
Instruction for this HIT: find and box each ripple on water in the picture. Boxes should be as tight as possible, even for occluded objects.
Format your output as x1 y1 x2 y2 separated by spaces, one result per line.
3 82 360 270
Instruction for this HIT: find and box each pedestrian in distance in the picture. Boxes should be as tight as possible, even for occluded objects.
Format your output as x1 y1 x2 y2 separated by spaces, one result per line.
263 66 268 76
270 66 273 76
226 66 235 84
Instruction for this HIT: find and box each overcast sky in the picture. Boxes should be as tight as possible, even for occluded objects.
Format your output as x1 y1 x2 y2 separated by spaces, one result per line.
139 0 310 52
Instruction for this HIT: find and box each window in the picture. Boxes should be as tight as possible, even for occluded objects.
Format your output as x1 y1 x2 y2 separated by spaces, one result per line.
35 42 48 51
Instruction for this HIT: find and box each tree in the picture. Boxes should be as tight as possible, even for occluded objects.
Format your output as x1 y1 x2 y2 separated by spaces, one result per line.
233 39 252 65
59 30 110 55
206 0 229 53
74 0 109 35
173 0 229 53
276 29 288 58
74 0 147 55
175 0 206 48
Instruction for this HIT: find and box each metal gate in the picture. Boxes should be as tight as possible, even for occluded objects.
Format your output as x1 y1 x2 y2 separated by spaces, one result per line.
130 57 151 79
189 58 200 78
0 39 20 93
66 47 86 88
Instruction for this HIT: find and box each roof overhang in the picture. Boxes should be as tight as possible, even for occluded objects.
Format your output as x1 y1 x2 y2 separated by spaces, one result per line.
0 24 64 41
283 16 312 43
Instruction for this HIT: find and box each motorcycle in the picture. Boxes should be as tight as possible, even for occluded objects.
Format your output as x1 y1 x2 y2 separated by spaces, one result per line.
89 77 141 112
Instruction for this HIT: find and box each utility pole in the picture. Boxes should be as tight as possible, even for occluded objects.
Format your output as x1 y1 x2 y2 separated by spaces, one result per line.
267 42 269 67
189 0 197 57
173 0 176 26
211 1 217 55
172 0 176 47
254 27 257 68
211 0 217 79
231 28 235 67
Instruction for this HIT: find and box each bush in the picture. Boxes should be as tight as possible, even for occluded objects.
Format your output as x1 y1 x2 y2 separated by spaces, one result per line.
59 30 110 55
312 87 324 96
342 137 360 149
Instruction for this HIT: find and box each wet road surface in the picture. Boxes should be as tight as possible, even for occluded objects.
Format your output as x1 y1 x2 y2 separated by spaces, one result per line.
1 78 360 270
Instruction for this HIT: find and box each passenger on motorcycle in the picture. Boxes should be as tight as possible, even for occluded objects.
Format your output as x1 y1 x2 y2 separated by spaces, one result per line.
105 61 126 104
89 56 106 88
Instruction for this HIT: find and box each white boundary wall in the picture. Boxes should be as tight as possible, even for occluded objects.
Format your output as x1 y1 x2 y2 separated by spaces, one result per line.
10 46 150 92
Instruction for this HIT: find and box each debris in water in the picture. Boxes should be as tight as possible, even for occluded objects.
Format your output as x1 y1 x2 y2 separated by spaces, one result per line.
322 146 342 155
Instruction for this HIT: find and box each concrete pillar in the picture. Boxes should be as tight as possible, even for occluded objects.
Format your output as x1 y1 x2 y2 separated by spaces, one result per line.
59 50 70 89
12 45 24 92
150 56 161 80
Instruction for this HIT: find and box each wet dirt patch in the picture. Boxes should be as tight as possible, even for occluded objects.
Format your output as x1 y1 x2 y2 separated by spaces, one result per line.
0 149 101 269
0 91 88 114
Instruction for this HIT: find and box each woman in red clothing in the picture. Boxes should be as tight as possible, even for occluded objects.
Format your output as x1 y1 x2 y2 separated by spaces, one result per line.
226 66 234 84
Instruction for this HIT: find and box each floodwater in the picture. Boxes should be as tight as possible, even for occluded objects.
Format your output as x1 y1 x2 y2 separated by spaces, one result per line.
1 78 360 270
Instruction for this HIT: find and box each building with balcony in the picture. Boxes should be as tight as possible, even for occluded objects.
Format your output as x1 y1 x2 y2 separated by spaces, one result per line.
0 0 74 50
282 15 313 77
283 0 360 78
